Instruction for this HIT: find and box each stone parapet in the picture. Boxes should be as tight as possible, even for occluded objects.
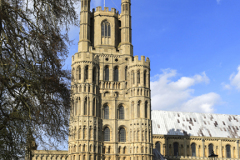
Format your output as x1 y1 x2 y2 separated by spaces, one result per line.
30 150 68 160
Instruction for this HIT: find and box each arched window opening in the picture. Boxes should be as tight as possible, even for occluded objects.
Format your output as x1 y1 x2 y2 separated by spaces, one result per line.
137 70 140 84
226 145 231 158
102 21 111 37
72 68 75 80
137 101 141 118
118 146 121 154
71 100 74 116
119 128 126 142
131 101 134 119
104 127 110 141
125 67 128 80
132 70 135 84
145 101 148 118
93 98 96 116
104 66 109 81
83 128 85 140
155 142 160 154
208 144 213 156
84 65 88 81
173 142 179 156
83 0 87 7
144 70 147 87
75 98 78 116
114 66 119 81
191 143 196 157
76 66 81 80
104 105 109 119
84 97 88 115
119 105 124 119
93 67 96 84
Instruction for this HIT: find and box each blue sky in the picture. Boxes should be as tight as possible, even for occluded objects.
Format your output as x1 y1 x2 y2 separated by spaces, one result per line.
66 0 240 115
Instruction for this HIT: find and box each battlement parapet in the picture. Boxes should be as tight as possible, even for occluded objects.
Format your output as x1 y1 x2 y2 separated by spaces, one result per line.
128 55 150 67
72 52 99 65
90 46 121 55
93 6 119 17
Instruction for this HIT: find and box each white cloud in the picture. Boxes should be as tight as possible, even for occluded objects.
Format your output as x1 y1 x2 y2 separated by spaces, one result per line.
221 82 232 90
151 69 220 113
222 65 240 91
216 0 221 4
181 93 221 113
229 66 240 91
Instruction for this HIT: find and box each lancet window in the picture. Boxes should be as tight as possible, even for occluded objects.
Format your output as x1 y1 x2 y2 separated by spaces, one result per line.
104 66 109 81
119 128 126 142
226 145 231 158
191 143 196 157
114 66 119 81
101 21 111 37
104 127 110 141
104 105 109 119
119 105 124 119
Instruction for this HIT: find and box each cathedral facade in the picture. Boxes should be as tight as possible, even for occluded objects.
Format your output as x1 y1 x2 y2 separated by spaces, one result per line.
29 1 240 160
68 0 152 160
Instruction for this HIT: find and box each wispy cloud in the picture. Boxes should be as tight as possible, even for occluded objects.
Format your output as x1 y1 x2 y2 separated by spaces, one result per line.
216 0 221 4
151 69 220 113
222 65 240 91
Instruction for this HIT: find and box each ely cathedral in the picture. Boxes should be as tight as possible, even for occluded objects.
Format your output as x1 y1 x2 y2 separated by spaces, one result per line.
30 0 240 160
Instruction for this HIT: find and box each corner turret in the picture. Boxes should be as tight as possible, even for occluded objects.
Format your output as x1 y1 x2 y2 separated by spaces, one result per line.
120 0 133 56
78 0 91 52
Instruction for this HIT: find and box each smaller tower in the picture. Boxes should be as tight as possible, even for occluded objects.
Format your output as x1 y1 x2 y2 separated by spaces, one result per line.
128 56 152 160
120 0 133 56
78 0 91 52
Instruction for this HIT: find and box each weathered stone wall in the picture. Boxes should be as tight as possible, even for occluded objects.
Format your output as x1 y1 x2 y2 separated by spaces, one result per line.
153 135 240 160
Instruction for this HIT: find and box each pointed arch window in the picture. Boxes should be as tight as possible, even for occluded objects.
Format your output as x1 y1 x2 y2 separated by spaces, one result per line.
137 101 141 118
102 21 111 37
137 70 140 84
71 100 74 116
226 145 231 158
84 97 88 115
75 98 78 116
131 70 135 84
119 105 124 119
174 142 179 156
155 142 160 153
125 67 128 80
114 66 119 81
208 144 213 156
84 65 88 81
92 98 96 116
119 128 126 142
93 67 96 84
72 68 75 80
76 66 81 80
104 105 109 119
104 127 110 141
191 143 196 157
145 101 148 118
144 70 147 87
104 66 109 81
131 101 134 118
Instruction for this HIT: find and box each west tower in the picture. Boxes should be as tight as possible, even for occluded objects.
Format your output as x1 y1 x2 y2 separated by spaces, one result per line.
70 1 152 160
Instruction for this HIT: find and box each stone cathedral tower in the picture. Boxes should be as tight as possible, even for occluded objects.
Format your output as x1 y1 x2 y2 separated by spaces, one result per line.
69 0 152 160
